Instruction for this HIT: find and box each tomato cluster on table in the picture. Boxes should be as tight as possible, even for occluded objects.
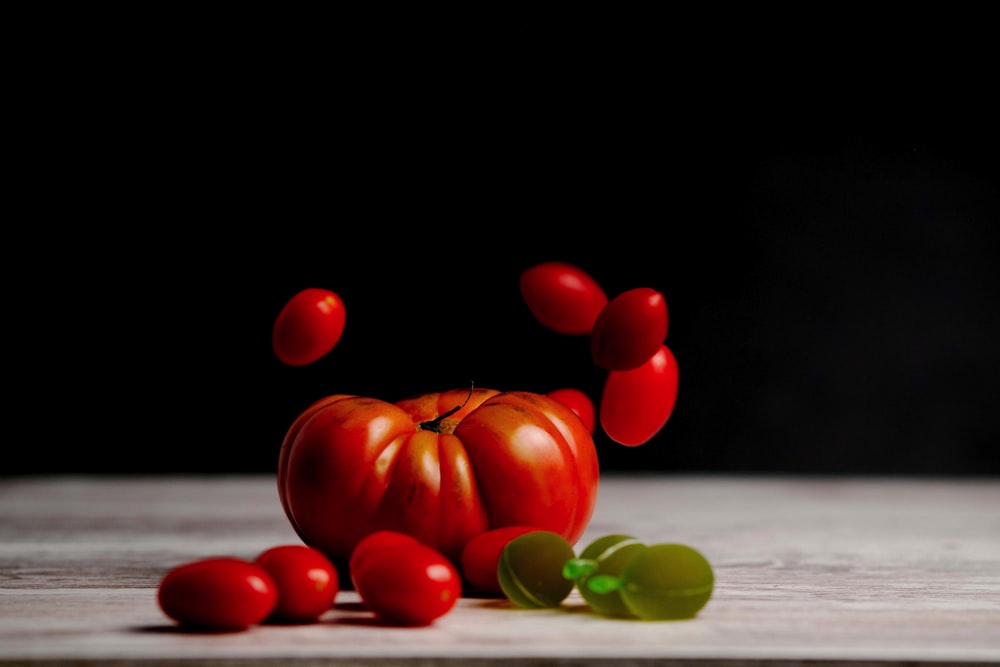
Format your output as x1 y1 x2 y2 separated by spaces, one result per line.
157 260 702 631
158 544 339 630
495 529 714 620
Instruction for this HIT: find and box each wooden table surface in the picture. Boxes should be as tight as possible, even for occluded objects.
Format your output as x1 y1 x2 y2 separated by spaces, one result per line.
1 474 998 666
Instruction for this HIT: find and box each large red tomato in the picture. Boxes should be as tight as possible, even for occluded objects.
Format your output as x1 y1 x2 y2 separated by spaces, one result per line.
277 388 600 568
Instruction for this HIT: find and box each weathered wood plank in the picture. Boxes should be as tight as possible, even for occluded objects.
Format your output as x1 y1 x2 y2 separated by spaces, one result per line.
1 474 998 666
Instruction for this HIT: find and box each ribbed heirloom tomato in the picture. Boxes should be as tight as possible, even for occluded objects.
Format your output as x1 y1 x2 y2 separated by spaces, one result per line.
277 388 600 573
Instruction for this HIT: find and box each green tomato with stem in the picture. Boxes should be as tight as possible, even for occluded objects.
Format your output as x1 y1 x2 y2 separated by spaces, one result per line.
562 534 646 617
586 543 714 620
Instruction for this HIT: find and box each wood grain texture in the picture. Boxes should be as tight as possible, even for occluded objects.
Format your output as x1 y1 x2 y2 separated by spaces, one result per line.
1 474 998 666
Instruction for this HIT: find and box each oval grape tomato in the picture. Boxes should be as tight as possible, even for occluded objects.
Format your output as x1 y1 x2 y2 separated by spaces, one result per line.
599 344 679 447
254 544 339 623
272 288 346 366
157 557 278 631
349 530 422 590
520 261 607 335
591 287 668 370
352 541 462 626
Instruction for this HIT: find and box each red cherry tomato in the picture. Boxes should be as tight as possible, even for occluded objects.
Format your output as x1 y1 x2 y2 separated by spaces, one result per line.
520 261 608 335
600 344 679 447
254 544 339 623
272 287 346 366
591 287 668 370
546 387 596 435
157 557 278 631
460 525 538 595
353 541 462 626
349 530 422 590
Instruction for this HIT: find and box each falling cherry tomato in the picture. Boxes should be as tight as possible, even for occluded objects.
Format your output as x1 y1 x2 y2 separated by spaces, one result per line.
254 544 339 623
520 261 608 335
590 287 668 371
272 287 346 366
546 387 596 435
600 344 679 447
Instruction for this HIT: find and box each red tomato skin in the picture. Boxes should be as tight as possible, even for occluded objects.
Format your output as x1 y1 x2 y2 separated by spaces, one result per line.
600 344 679 447
520 261 608 335
157 557 278 631
254 545 339 623
353 542 462 626
545 388 596 435
349 531 422 591
272 288 346 366
276 393 356 529
460 525 538 595
590 287 669 370
277 388 599 569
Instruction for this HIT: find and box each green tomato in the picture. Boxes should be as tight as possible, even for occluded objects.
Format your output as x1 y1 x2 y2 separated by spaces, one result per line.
497 531 576 608
564 534 646 617
617 543 714 620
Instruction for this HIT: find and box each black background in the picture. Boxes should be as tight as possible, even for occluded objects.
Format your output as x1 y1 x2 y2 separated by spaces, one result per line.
7 8 998 476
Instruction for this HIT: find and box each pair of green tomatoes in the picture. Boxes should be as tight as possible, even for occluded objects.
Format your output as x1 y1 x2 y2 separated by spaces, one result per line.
498 530 714 620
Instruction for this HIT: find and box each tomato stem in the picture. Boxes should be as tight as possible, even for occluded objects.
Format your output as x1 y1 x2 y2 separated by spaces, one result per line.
562 558 597 580
418 382 475 433
586 574 624 594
